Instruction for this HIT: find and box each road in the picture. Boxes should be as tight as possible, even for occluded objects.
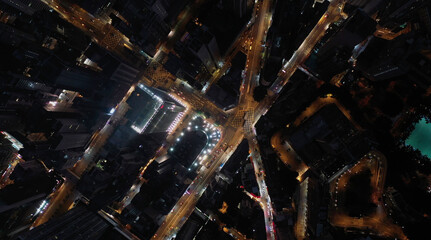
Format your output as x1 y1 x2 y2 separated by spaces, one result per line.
34 0 231 227
34 0 348 238
114 108 218 212
237 1 277 237
247 134 276 240
139 71 229 124
153 127 243 239
152 0 278 238
208 212 251 240
271 130 308 180
329 151 407 239
0 153 23 189
203 24 254 93
41 0 150 66
241 0 347 238
32 85 136 227
291 95 362 129
161 0 208 52
153 0 348 239
238 0 271 106
270 95 361 180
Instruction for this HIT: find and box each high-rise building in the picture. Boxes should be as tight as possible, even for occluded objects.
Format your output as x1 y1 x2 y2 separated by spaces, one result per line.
0 110 24 131
112 0 170 56
222 0 248 18
73 0 111 16
0 160 58 214
14 108 92 170
173 24 221 84
293 176 327 239
109 63 140 85
144 88 185 134
0 159 61 239
356 31 431 87
36 60 102 95
0 134 15 171
0 131 22 173
127 84 185 135
151 0 168 20
376 0 424 31
16 205 109 240
315 9 376 80
285 103 371 182
185 25 221 74
1 0 49 16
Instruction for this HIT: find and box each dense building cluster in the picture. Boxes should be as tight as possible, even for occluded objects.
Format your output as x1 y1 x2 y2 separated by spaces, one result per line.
0 0 430 240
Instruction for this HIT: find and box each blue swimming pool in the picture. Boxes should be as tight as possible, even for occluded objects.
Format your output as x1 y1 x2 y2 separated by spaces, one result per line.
405 118 431 159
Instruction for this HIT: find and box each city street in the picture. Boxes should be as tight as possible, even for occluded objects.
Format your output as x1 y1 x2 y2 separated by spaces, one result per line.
41 0 151 65
32 85 136 227
329 151 407 240
153 127 243 239
292 95 361 129
271 130 308 179
34 0 349 239
1 0 428 239
270 95 362 180
153 0 278 238
148 0 347 238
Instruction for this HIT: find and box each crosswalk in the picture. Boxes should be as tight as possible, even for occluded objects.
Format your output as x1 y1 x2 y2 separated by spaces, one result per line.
229 107 255 129
230 108 245 127
243 108 255 133
101 28 123 49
